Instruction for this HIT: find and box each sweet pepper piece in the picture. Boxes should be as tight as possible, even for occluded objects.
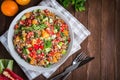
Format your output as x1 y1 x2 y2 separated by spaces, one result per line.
3 68 23 80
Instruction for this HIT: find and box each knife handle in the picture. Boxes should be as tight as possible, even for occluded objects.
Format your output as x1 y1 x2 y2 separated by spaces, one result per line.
50 71 67 80
62 72 71 80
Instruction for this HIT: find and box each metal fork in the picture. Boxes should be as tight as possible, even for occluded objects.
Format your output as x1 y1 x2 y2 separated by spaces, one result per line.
62 51 87 80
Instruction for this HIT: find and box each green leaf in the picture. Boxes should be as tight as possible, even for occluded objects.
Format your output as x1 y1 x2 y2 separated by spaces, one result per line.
7 60 13 70
0 60 5 74
44 40 52 48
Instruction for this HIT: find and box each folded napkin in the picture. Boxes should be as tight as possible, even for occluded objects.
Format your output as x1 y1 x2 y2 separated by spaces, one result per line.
0 0 90 79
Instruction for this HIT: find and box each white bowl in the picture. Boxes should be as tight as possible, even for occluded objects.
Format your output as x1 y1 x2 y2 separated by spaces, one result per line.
8 6 73 72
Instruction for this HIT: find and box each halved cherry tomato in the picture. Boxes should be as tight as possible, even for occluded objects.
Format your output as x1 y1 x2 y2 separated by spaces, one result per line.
27 32 34 39
30 51 37 58
14 24 19 29
38 53 44 59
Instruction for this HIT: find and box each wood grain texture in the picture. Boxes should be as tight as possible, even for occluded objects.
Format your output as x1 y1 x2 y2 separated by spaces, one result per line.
87 0 102 80
115 0 120 80
0 0 119 80
101 0 115 80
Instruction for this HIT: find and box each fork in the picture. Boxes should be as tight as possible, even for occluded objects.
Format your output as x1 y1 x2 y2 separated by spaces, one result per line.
51 51 87 80
62 51 87 80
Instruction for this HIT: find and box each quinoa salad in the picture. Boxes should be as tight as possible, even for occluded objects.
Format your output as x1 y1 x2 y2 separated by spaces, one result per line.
13 9 70 67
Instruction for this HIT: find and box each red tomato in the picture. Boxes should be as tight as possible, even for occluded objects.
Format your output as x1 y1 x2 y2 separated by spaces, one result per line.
37 38 41 43
56 32 60 37
38 53 44 59
48 52 54 57
30 51 37 58
46 28 54 35
45 22 51 27
14 24 19 29
60 23 67 31
27 32 34 39
19 20 25 25
68 38 71 42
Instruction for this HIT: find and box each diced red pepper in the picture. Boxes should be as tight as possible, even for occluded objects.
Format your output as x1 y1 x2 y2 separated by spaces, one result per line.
3 68 23 80
0 74 10 80
28 47 33 51
34 44 39 50
39 45 44 49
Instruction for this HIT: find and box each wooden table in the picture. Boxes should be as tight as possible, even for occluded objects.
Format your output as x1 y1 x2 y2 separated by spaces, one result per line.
0 0 120 80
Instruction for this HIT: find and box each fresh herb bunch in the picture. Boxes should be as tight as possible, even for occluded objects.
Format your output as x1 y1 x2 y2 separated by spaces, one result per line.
59 0 86 12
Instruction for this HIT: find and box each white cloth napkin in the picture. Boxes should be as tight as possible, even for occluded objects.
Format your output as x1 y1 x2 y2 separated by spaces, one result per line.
0 0 90 79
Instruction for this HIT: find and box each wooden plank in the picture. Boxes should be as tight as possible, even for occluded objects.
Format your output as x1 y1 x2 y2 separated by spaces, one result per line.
101 0 115 80
115 0 120 80
87 0 102 80
72 1 89 80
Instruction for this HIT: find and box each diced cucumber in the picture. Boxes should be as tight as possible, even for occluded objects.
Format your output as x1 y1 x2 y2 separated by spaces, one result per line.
58 42 63 47
45 48 51 53
54 25 60 31
21 15 26 20
23 48 30 54
42 17 48 22
0 60 5 74
57 45 61 49
54 29 58 33
7 60 13 70
37 50 41 54
49 18 53 23
62 50 67 54
26 57 31 63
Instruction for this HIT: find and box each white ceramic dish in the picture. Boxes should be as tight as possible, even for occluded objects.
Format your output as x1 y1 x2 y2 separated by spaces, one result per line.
8 6 73 72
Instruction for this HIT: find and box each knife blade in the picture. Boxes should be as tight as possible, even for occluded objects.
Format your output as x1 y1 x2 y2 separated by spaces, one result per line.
51 57 94 80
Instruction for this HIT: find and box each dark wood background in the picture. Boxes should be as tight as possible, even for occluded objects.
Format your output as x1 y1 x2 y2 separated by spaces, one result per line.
0 0 120 80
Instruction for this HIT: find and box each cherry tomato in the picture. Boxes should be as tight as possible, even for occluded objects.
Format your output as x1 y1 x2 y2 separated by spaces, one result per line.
14 24 19 29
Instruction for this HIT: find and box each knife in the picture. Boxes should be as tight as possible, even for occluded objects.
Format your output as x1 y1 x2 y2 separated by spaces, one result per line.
50 57 94 80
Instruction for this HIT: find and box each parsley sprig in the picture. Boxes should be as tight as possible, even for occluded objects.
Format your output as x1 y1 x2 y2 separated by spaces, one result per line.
59 0 86 12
